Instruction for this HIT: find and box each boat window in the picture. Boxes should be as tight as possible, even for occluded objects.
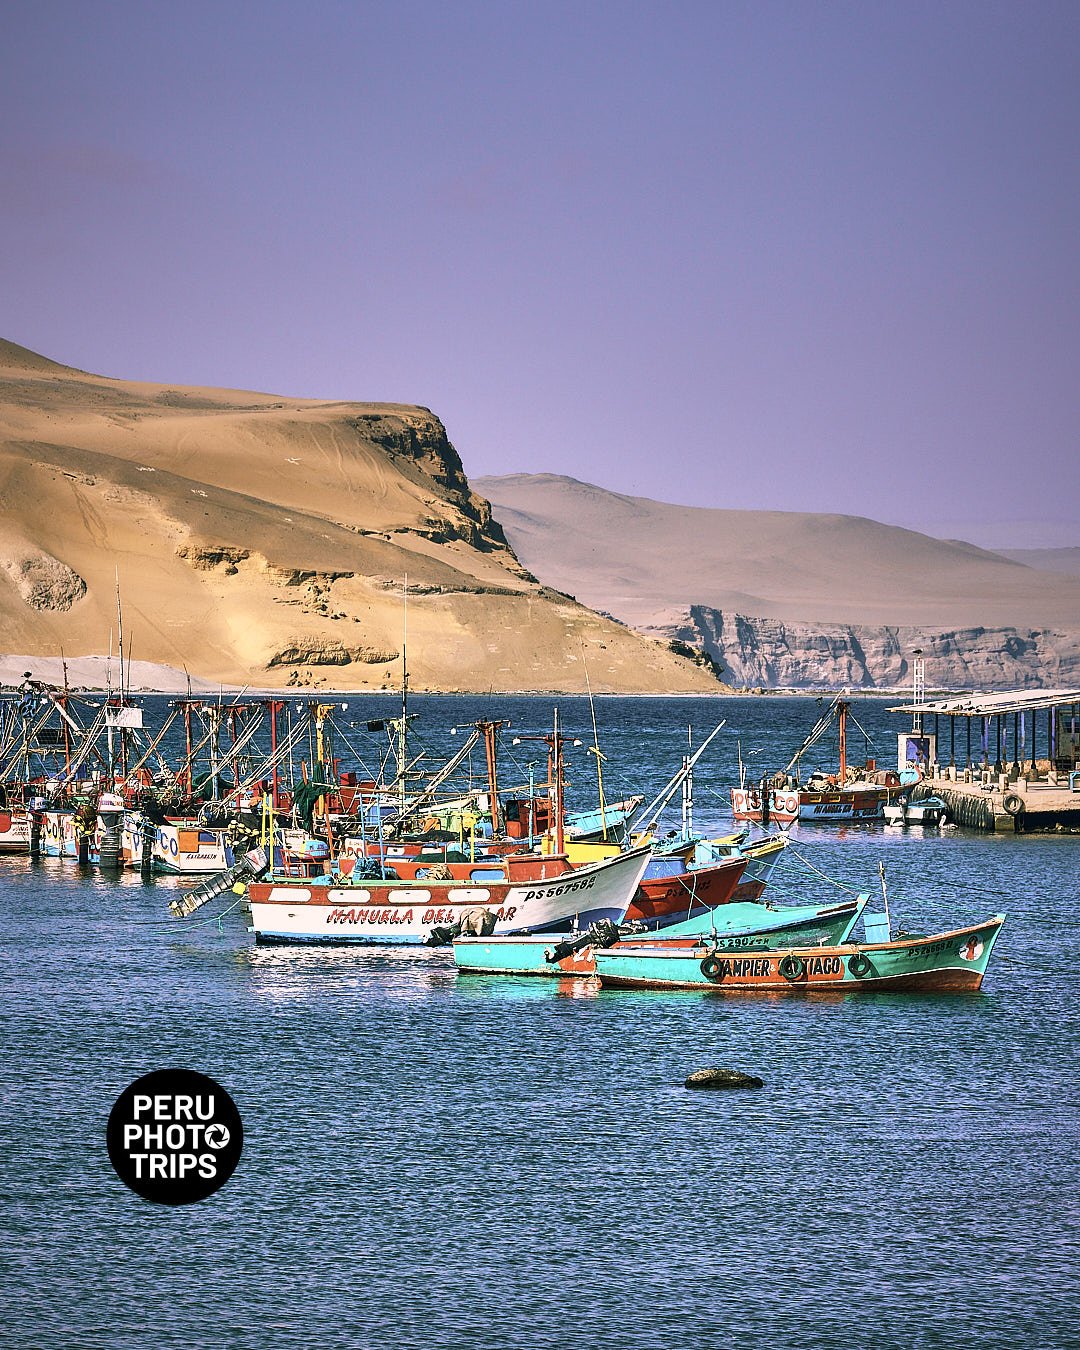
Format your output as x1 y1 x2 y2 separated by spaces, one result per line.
469 868 505 881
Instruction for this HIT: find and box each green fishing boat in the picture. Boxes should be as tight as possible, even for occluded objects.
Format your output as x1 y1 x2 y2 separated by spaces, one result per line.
452 894 868 978
590 913 1007 993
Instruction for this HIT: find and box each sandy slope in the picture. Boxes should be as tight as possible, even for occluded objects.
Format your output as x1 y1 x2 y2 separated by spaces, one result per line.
995 547 1080 579
475 473 1080 630
0 341 720 694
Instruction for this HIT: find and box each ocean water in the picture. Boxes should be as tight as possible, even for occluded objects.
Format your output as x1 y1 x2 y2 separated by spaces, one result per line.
3 695 1078 1350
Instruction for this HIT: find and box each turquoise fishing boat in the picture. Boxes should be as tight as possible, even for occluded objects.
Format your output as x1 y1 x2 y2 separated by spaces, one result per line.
590 913 1007 993
452 894 868 978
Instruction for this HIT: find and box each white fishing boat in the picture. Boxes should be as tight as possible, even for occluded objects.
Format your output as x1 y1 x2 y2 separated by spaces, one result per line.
245 844 653 945
0 805 31 853
883 794 948 827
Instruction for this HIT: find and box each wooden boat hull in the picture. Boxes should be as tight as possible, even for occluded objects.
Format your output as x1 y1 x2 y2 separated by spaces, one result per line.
627 854 747 925
150 821 232 874
452 897 868 977
592 915 1006 993
707 832 787 901
38 809 96 860
247 845 652 945
731 786 886 824
0 808 31 853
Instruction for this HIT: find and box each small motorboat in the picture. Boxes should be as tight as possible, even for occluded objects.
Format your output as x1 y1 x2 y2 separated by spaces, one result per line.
883 794 949 827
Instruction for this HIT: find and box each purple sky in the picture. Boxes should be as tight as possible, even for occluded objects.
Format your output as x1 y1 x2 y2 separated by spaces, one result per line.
3 1 1078 547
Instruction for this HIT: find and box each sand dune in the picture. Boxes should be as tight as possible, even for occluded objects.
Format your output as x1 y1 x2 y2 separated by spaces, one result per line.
0 341 721 694
476 473 1080 630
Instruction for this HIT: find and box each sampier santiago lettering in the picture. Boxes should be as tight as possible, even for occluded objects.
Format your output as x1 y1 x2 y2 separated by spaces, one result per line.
715 953 847 978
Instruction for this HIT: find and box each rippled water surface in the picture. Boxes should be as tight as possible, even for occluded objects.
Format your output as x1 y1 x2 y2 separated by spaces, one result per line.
4 695 1079 1349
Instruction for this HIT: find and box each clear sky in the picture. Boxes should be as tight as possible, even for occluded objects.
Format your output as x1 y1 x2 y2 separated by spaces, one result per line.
3 1 1078 548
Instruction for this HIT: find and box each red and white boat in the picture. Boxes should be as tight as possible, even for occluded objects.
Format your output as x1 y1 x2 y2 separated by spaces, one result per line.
731 697 896 825
246 844 653 945
627 853 748 926
0 805 31 853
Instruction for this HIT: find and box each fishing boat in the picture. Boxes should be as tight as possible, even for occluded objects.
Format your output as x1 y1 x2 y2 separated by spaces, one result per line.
590 913 1006 993
452 894 869 977
245 843 653 945
648 830 788 903
626 852 748 926
883 794 949 827
731 696 898 824
0 803 31 853
147 819 233 874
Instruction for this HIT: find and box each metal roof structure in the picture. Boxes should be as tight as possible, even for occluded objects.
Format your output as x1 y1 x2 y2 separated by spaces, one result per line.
888 689 1080 717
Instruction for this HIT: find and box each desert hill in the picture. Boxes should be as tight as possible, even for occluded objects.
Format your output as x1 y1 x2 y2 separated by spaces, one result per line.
0 342 721 694
476 474 1080 689
995 546 1080 579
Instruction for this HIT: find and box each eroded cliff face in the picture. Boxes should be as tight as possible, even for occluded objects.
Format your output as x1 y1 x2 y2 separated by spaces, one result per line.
352 411 513 554
0 341 723 693
669 608 1080 690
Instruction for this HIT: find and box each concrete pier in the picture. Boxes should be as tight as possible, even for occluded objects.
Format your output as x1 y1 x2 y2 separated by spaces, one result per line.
910 771 1080 833
889 687 1080 833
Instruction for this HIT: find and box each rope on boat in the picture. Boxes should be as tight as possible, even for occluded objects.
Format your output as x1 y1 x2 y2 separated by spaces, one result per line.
996 954 1080 977
775 844 866 896
127 894 248 933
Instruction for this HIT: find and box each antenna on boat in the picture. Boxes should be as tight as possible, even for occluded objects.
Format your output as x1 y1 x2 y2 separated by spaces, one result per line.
581 642 610 840
878 860 892 936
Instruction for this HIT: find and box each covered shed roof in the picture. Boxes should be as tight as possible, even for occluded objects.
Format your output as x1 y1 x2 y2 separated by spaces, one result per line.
888 689 1080 717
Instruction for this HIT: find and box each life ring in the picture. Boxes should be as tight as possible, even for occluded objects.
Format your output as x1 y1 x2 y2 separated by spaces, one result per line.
699 954 726 982
847 951 873 978
778 953 805 981
1002 792 1025 817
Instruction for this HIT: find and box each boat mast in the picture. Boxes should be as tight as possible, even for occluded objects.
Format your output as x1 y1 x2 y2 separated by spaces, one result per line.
582 645 609 839
838 699 848 783
682 724 693 839
552 706 565 855
116 572 127 781
399 574 409 817
480 720 503 836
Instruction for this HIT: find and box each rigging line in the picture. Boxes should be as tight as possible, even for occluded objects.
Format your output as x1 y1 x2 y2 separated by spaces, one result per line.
23 699 112 785
775 845 865 895
208 709 267 778
996 954 1080 977
125 707 181 778
846 710 877 746
319 721 382 784
132 894 248 931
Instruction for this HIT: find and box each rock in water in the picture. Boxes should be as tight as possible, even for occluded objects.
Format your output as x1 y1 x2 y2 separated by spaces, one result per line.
684 1067 764 1090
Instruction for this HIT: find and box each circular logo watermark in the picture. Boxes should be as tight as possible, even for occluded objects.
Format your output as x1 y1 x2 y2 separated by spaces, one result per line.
106 1069 243 1205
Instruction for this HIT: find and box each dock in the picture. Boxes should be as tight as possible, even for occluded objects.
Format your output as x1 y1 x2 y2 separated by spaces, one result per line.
908 770 1080 833
889 685 1080 833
